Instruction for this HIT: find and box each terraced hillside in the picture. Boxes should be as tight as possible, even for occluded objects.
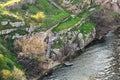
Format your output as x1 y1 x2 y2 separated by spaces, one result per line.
0 0 103 79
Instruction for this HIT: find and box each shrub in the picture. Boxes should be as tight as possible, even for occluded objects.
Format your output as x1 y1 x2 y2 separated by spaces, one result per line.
1 69 12 80
12 66 26 80
31 12 45 23
14 32 47 58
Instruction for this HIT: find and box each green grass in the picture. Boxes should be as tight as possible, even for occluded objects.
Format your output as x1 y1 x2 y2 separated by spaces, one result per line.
0 0 69 31
72 21 95 39
79 21 95 34
32 0 69 29
52 10 90 32
0 24 15 30
0 37 17 70
10 0 70 30
72 21 95 33
0 35 23 74
8 29 28 36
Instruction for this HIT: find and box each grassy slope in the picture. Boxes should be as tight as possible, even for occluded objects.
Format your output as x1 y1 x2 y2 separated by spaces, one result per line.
0 36 20 71
0 0 70 78
0 0 70 71
0 0 97 78
10 0 70 31
52 10 90 32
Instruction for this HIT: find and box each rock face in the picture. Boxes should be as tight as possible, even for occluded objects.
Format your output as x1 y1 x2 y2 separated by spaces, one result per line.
0 29 16 35
93 0 120 14
9 0 120 79
1 21 8 26
90 9 120 39
65 1 91 16
14 26 96 79
9 22 25 27
1 20 25 27
48 28 96 61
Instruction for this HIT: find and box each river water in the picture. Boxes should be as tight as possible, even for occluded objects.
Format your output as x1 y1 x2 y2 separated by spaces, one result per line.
44 31 120 80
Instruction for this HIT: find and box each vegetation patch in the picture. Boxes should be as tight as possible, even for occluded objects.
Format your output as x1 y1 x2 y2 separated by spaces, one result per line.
9 0 69 30
72 21 95 39
52 10 90 32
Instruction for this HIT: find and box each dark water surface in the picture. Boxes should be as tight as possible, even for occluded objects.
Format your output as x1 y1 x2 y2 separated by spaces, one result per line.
44 32 120 80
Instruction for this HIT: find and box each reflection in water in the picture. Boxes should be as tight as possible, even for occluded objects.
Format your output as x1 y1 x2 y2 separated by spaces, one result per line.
44 32 120 80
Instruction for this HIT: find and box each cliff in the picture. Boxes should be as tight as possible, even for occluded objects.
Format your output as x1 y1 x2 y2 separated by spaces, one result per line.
0 0 120 80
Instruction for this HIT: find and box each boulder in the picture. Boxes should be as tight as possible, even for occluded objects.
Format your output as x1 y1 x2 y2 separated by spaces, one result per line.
1 21 8 26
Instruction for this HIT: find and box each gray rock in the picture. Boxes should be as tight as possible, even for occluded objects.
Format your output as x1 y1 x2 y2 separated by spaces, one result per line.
1 21 8 25
9 22 25 27
64 61 73 66
12 33 23 39
78 33 83 39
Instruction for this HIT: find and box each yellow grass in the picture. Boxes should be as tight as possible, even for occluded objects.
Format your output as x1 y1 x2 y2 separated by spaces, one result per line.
31 12 45 23
1 0 21 7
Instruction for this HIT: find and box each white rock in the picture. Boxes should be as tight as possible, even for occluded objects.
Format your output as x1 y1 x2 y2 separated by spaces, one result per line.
1 21 8 25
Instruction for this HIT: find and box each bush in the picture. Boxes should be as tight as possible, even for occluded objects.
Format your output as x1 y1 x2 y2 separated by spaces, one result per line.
31 12 45 23
12 67 26 80
14 32 47 58
0 69 12 80
0 67 26 80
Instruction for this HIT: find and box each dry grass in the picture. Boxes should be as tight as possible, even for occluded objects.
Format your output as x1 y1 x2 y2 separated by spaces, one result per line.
12 66 27 80
14 32 47 58
0 0 21 8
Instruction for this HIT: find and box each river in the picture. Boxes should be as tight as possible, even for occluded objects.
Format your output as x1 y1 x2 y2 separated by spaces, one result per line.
44 31 120 80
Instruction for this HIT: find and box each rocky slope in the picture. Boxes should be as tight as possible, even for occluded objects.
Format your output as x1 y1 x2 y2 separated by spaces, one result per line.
0 0 120 80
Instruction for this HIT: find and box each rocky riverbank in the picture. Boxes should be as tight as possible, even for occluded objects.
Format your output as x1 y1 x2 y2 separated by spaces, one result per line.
14 9 120 80
0 0 120 80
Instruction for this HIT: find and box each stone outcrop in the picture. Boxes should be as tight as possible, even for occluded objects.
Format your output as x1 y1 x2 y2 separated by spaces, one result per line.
90 9 120 39
46 28 96 62
14 26 96 79
9 22 25 27
1 21 8 26
65 1 91 16
93 0 120 14
5 0 119 79
1 21 25 27
0 29 16 35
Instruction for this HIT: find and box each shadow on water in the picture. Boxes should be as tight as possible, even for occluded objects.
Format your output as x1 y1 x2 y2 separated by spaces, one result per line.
44 31 120 80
